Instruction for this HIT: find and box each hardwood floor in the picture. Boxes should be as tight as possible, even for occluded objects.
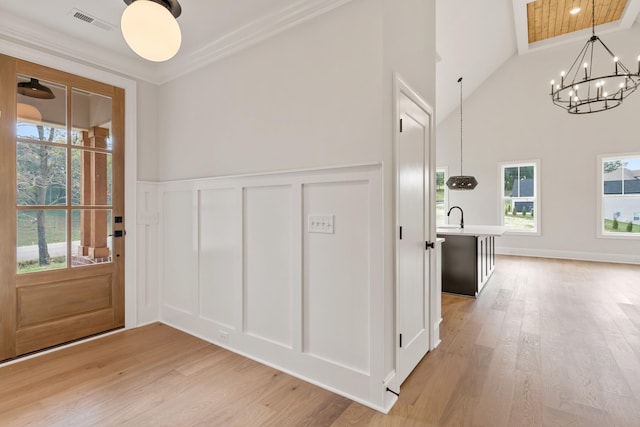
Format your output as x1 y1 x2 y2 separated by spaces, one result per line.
1 256 639 426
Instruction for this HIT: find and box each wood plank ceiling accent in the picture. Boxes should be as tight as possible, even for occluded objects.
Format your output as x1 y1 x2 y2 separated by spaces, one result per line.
527 0 627 43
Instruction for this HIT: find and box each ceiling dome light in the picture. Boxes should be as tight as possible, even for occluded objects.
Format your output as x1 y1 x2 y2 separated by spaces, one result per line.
570 7 581 15
121 0 182 62
17 78 55 99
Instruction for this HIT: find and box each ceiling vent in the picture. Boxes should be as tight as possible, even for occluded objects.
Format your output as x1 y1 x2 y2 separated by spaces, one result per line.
69 8 115 31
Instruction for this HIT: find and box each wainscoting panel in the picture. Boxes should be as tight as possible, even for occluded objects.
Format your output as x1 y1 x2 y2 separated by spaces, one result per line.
136 183 160 325
243 185 293 348
198 188 238 329
303 180 370 374
157 164 387 411
162 190 198 315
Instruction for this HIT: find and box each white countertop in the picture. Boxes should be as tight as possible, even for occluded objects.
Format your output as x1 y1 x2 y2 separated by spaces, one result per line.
436 225 507 237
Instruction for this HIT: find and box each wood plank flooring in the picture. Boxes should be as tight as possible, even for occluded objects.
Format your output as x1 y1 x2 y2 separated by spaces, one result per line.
1 256 639 426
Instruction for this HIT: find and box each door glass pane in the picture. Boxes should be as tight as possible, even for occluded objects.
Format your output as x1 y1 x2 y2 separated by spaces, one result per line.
16 75 67 141
72 209 112 267
71 89 112 151
17 142 67 206
71 149 112 206
17 210 67 273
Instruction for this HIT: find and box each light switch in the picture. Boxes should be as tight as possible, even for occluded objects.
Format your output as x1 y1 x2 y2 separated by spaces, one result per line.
308 215 334 234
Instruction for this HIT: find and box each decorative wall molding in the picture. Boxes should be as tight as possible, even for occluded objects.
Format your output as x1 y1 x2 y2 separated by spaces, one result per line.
156 163 391 412
136 182 161 325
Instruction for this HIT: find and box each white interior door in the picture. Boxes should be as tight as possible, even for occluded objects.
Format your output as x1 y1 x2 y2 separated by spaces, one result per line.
396 88 431 386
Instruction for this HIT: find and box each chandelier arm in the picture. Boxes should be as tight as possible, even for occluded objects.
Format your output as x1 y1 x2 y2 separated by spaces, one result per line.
587 42 594 99
565 40 591 86
597 38 634 75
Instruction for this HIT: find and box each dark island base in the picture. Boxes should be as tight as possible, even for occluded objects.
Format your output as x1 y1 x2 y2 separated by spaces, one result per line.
438 234 496 297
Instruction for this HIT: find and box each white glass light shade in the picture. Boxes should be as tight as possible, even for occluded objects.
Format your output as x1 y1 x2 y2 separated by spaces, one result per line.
17 103 42 122
121 0 181 62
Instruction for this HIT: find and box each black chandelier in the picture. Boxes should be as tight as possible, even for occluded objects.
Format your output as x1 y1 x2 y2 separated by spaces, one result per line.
550 0 640 114
446 77 478 190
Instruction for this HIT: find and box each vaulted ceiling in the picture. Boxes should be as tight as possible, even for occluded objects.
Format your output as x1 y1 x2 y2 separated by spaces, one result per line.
436 0 640 123
0 0 639 123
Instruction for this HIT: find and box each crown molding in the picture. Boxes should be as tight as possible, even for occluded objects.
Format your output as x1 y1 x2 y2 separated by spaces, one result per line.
0 9 158 83
0 0 355 85
156 0 355 83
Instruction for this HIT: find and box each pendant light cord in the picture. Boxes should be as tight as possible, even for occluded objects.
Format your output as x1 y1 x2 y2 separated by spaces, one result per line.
458 77 463 176
591 0 595 37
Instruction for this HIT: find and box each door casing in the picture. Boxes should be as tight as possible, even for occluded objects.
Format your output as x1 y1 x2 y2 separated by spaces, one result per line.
393 73 436 387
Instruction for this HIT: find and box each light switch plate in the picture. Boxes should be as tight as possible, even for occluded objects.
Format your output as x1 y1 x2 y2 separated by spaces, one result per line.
308 215 334 234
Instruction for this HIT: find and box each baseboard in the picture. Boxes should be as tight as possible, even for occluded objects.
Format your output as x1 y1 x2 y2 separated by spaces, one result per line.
495 247 640 265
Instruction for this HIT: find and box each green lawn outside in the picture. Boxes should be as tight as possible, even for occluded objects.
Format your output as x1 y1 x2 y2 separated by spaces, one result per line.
18 256 66 273
17 210 82 247
504 213 536 230
17 210 87 246
604 219 640 233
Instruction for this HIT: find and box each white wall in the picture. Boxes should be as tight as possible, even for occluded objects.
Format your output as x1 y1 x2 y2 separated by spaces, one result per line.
436 25 640 263
157 0 384 180
136 81 160 182
153 0 436 411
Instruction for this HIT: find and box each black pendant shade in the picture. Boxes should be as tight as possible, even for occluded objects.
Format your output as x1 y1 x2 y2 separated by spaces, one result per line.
446 175 478 190
17 78 56 100
447 76 478 190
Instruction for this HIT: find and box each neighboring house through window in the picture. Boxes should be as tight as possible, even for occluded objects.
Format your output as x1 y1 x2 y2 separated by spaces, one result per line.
599 154 640 238
435 167 448 226
500 160 539 234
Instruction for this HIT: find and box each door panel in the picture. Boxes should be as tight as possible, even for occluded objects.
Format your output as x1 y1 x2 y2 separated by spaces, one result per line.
397 92 431 385
0 55 125 360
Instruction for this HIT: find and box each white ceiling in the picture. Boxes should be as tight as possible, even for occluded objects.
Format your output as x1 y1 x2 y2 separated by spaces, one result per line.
1 0 639 123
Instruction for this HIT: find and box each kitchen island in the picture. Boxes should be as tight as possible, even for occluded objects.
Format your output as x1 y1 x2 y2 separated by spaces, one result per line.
436 225 506 297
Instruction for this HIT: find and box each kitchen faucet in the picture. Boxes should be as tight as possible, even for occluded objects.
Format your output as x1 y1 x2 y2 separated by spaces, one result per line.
447 206 464 229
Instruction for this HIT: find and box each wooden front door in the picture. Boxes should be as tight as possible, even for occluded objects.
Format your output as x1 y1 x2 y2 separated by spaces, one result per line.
0 56 125 360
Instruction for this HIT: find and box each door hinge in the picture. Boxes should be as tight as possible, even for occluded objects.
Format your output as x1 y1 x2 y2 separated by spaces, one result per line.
426 241 435 250
399 118 403 133
399 333 403 348
399 226 403 240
